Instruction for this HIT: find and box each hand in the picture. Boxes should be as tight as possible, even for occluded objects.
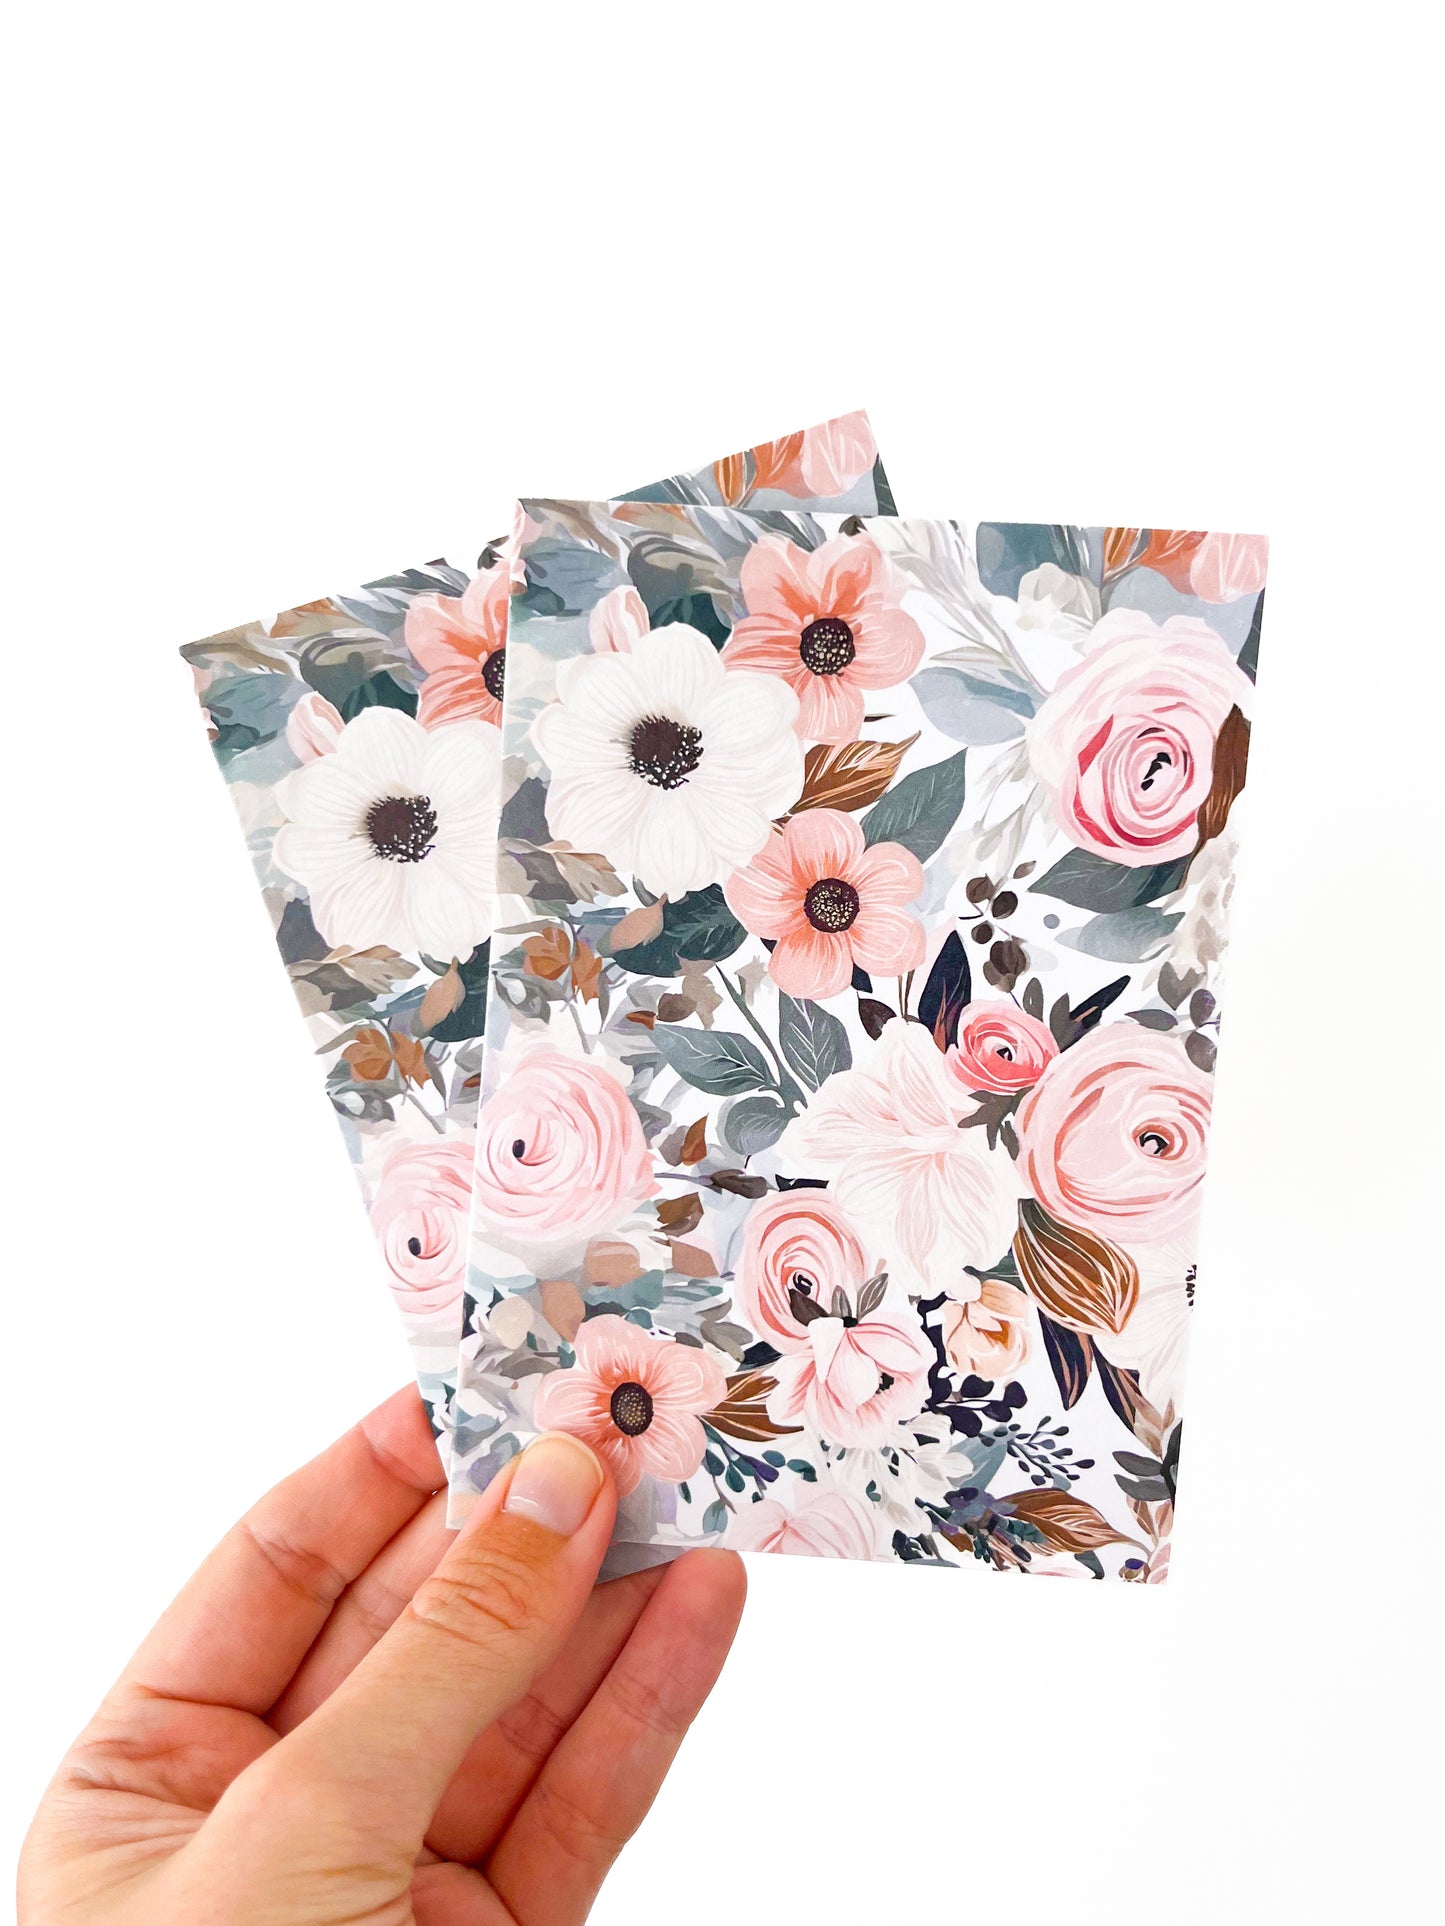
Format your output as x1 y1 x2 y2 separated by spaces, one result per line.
20 1389 746 1924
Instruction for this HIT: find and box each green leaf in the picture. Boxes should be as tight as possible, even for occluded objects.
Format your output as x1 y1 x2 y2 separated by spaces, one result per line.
1057 905 1183 962
652 1026 771 1097
721 1093 791 1155
611 885 747 976
422 942 491 1044
1029 848 1190 913
776 995 851 1091
860 750 967 860
702 1500 730 1533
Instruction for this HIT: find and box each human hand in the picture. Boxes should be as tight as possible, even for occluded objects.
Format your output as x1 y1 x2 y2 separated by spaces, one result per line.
19 1389 746 1924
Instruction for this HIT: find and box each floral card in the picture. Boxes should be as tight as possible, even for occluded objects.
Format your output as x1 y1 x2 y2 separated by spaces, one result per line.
448 510 1267 1582
179 414 892 1436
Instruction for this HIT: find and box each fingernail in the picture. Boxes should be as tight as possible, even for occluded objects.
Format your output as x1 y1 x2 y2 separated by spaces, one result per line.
503 1432 604 1537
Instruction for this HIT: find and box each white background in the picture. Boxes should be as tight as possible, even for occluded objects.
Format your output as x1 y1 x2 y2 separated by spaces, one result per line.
4 4 1442 1921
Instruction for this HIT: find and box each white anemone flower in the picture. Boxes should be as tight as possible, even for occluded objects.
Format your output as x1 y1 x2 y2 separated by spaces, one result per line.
532 623 802 900
273 706 500 959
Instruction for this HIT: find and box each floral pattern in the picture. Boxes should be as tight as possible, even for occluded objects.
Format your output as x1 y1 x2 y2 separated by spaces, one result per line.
179 415 893 1433
449 507 1266 1581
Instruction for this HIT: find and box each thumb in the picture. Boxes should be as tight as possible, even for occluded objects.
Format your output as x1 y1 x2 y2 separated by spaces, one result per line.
249 1430 614 1847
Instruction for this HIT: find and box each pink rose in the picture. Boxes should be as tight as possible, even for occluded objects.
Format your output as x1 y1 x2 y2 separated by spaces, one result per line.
726 1487 882 1560
1028 611 1253 864
948 1003 1059 1096
1016 1025 1213 1250
1187 533 1268 604
939 1277 1033 1378
588 584 649 654
735 1189 876 1352
532 1314 727 1496
767 1288 935 1446
473 1051 657 1252
285 689 345 764
750 410 878 499
368 1134 474 1318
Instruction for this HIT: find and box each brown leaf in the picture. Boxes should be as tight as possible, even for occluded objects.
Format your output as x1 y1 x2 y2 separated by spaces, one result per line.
582 1240 643 1287
342 1028 393 1082
418 961 465 1032
550 846 625 903
656 993 694 1023
680 1117 708 1165
606 898 666 953
706 1369 803 1443
1007 1487 1143 1554
1194 703 1251 854
788 734 920 817
523 927 573 981
714 449 748 506
625 1009 657 1028
571 938 602 1004
669 1240 717 1278
858 997 897 1040
709 1169 768 1199
539 1279 585 1343
391 1033 429 1087
748 430 805 491
1103 527 1143 575
1014 1197 1139 1335
656 1190 704 1237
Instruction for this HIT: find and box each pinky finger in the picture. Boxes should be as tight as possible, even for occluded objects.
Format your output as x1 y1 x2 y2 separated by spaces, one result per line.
485 1548 746 1926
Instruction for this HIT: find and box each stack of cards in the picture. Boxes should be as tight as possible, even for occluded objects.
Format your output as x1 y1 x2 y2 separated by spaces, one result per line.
183 414 1266 1582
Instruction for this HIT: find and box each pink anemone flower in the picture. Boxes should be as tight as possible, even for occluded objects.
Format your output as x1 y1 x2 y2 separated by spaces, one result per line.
531 1314 728 1496
724 807 925 1000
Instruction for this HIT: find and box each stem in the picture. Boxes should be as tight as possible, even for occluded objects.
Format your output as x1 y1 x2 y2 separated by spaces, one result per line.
714 967 799 1106
402 1089 445 1135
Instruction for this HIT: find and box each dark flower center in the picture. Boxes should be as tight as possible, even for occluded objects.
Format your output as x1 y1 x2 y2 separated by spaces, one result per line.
798 616 856 676
1138 1129 1170 1157
609 1380 655 1437
482 647 506 702
803 876 861 932
407 1236 423 1257
790 1270 816 1297
1139 749 1173 790
511 1138 526 1158
878 1372 896 1394
629 714 703 789
365 794 438 863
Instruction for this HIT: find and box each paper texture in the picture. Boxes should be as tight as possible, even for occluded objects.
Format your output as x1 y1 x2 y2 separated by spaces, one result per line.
179 415 892 1434
448 511 1266 1581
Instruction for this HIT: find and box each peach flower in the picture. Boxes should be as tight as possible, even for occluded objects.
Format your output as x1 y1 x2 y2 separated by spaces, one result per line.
588 583 649 654
473 1051 657 1256
724 808 925 1000
939 1277 1033 1379
948 1003 1059 1096
722 533 925 741
405 562 509 729
532 1314 727 1496
1188 533 1269 604
285 689 345 764
368 1133 474 1319
726 1487 882 1560
1016 1025 1213 1250
751 411 878 499
1028 611 1253 865
735 1189 875 1352
767 1286 935 1446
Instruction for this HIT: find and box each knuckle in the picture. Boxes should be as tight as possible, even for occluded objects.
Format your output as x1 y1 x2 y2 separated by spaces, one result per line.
409 1546 538 1649
531 1775 634 1869
240 1516 350 1611
606 1662 690 1747
493 1687 571 1769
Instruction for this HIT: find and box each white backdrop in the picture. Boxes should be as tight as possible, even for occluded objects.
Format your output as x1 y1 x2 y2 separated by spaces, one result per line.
5 5 1442 1920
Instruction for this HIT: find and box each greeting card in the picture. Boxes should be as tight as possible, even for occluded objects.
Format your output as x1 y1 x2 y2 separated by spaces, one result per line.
448 509 1266 1581
179 414 892 1435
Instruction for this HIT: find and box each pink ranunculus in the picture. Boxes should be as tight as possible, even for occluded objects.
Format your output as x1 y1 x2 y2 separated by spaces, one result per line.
722 533 925 742
1187 533 1269 604
767 1286 935 1446
1016 1024 1213 1250
1028 610 1254 865
726 1487 882 1560
405 562 509 729
948 1002 1059 1096
724 807 925 1000
368 1133 474 1319
734 1189 876 1353
285 689 345 764
939 1277 1033 1379
472 1051 657 1255
588 583 649 654
531 1313 727 1496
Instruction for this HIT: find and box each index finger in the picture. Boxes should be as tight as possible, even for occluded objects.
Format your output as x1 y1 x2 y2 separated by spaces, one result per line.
118 1386 442 1714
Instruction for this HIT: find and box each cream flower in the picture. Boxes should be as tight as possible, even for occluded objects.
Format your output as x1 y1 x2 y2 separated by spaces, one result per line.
273 707 500 959
789 1019 1021 1289
532 623 802 900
